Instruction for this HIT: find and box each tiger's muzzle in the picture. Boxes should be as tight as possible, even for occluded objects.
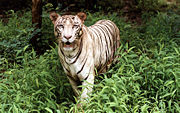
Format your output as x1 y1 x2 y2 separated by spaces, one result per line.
61 29 83 51
61 37 78 51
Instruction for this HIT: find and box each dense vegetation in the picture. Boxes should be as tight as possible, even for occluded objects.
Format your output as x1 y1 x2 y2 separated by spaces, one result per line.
0 3 180 113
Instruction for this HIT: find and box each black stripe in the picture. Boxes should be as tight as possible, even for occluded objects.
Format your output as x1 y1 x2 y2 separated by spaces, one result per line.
83 66 92 81
77 57 88 74
60 60 71 74
109 22 118 52
105 21 118 57
103 24 116 58
93 27 104 50
84 74 89 81
91 27 105 72
97 24 113 51
70 38 83 64
64 66 70 73
64 57 70 65
92 27 103 47
96 25 110 60
90 28 103 65
97 23 116 72
103 24 114 42
67 74 81 86
71 38 83 59
59 47 70 65
60 47 64 56
98 26 110 65
93 27 104 61
80 49 88 64
103 23 115 58
100 24 113 50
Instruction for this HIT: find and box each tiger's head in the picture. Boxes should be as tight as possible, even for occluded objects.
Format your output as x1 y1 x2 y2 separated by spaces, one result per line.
50 12 86 51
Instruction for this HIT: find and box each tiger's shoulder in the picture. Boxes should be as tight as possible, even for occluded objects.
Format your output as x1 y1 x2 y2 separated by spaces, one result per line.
95 19 113 24
88 19 117 29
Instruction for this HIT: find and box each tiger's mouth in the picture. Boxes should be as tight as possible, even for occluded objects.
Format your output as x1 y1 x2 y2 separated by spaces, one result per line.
63 41 73 47
62 41 76 51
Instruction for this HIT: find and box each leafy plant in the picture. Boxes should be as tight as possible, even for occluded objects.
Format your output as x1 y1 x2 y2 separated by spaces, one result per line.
0 9 179 113
0 10 33 63
0 46 75 113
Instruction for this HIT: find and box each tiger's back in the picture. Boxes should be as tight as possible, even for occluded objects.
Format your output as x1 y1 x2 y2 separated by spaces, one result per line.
88 20 120 73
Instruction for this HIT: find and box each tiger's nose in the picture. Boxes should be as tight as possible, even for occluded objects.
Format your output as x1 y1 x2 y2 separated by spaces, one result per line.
64 35 72 39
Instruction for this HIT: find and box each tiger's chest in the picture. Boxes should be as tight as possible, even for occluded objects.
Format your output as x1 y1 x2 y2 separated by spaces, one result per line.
58 46 94 81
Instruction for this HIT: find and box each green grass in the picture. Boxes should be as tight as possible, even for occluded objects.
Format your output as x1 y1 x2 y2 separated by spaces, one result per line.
0 47 74 113
0 10 180 113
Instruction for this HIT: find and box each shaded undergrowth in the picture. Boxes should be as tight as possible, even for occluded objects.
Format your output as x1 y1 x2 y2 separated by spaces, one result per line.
0 10 180 113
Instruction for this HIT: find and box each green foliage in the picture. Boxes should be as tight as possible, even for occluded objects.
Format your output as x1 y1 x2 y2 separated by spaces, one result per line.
135 0 178 11
0 46 74 113
136 0 162 11
120 11 180 50
84 41 179 112
0 10 33 62
0 10 180 112
37 11 56 52
0 10 55 63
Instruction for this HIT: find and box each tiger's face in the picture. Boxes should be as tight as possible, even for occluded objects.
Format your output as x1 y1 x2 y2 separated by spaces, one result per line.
50 12 86 51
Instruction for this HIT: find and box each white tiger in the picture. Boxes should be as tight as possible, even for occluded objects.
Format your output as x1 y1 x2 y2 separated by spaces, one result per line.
50 12 120 103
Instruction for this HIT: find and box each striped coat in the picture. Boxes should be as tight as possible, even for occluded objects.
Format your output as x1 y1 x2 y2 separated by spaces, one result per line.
50 12 120 102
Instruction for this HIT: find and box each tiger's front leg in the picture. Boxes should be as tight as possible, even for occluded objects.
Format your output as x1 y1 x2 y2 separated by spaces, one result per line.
79 71 95 103
67 76 80 97
68 73 95 105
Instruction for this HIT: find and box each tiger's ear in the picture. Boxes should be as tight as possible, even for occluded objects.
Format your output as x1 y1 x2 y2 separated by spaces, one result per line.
49 12 60 24
77 12 86 23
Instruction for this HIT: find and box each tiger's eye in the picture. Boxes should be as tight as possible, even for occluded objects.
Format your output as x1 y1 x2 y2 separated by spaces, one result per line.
58 25 64 29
